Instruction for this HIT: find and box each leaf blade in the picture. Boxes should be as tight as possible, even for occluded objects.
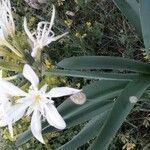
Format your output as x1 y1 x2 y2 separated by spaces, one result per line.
58 56 150 74
113 0 142 36
88 75 150 150
140 0 150 58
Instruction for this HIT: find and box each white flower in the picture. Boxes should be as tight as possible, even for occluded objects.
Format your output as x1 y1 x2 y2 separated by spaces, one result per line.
0 94 13 138
0 0 22 57
0 0 15 38
0 64 81 143
0 70 14 138
24 5 68 58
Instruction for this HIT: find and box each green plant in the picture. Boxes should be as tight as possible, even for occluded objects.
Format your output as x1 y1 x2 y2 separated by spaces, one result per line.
15 0 150 149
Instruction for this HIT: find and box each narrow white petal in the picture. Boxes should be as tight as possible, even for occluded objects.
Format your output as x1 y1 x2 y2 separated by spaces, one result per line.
49 5 55 30
51 32 68 42
45 32 68 46
7 103 28 123
44 104 66 130
40 84 48 94
47 87 81 98
0 79 27 96
23 64 39 89
23 17 36 43
0 70 2 78
8 123 13 138
31 110 45 144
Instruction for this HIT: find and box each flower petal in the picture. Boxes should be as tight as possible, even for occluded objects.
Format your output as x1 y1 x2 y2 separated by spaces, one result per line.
49 5 55 30
0 103 27 127
7 103 27 123
40 84 48 94
23 64 39 89
0 79 27 96
44 103 66 130
8 123 13 138
31 110 45 144
45 32 68 46
47 87 81 98
23 17 35 43
0 70 2 78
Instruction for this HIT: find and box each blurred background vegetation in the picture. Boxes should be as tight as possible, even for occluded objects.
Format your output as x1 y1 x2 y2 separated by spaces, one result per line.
0 0 149 149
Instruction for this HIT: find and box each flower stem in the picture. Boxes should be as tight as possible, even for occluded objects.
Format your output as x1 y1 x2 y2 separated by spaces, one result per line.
4 40 23 58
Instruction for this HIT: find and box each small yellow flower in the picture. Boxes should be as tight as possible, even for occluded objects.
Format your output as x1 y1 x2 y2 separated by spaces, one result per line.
75 32 82 38
64 19 73 28
45 59 55 69
86 22 92 28
75 32 87 39
123 143 136 150
82 33 87 38
57 0 65 6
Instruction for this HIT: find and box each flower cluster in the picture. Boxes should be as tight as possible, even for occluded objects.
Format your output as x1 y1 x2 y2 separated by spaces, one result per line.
0 0 68 59
0 64 84 143
0 0 85 144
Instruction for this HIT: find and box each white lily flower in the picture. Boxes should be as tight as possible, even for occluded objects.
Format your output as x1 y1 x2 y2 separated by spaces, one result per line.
0 64 81 143
0 0 22 57
24 5 68 58
0 0 15 38
0 70 14 138
0 94 13 138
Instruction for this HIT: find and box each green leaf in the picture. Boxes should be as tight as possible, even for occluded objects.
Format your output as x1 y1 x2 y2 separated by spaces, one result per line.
16 80 128 146
57 80 128 118
140 0 150 58
57 56 150 74
46 69 138 81
57 112 108 150
113 0 142 36
88 74 150 150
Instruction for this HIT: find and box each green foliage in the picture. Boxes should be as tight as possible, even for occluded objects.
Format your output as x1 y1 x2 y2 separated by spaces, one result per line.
1 0 150 150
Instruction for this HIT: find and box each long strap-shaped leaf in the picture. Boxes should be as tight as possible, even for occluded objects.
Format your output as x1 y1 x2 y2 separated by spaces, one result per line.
88 74 150 150
59 80 128 115
47 69 138 81
113 0 142 36
140 0 150 59
16 80 127 146
58 56 150 74
57 113 108 150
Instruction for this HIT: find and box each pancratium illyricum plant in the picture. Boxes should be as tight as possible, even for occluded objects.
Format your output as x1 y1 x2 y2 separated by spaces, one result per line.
24 5 68 58
0 64 83 143
0 0 22 57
